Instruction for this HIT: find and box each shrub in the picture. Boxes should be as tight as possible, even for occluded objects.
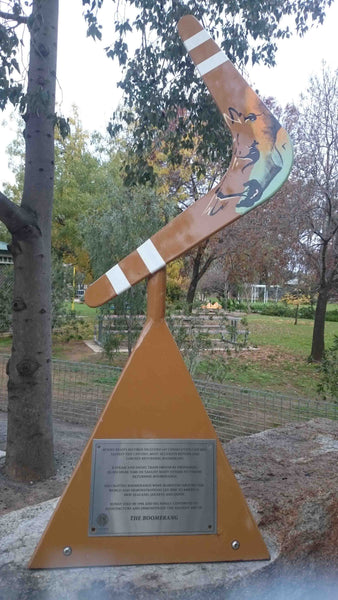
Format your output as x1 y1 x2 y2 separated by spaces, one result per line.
249 302 292 317
224 299 249 312
195 356 229 383
248 301 332 321
53 315 93 342
167 315 211 374
166 279 183 304
325 309 338 322
298 305 315 319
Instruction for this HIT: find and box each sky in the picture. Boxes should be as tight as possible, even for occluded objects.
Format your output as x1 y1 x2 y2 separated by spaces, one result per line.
0 0 337 188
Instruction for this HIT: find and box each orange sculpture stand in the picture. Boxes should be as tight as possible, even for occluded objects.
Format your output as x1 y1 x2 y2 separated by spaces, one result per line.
29 270 269 568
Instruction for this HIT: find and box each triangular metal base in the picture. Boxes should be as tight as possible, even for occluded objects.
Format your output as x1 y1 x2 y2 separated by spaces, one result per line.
29 315 269 568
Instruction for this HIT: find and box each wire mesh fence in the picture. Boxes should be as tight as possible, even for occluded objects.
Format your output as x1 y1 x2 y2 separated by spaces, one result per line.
0 353 336 442
196 379 337 441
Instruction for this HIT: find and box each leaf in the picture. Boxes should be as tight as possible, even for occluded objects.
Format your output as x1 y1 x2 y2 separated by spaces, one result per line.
11 58 20 73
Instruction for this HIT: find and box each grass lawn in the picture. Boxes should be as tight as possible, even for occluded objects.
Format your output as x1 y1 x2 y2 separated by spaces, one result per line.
0 337 11 351
64 301 98 320
194 314 338 399
247 313 337 355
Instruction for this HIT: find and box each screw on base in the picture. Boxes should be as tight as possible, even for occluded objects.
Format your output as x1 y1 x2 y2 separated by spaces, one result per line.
231 540 240 550
63 546 72 556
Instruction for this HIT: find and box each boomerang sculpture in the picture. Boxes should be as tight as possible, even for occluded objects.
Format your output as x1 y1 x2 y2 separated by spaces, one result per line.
29 16 293 570
85 15 293 308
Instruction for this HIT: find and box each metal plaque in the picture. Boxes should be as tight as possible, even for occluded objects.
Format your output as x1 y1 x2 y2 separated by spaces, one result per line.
89 439 216 536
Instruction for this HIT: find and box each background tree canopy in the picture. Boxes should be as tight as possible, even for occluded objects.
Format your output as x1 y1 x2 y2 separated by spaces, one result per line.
84 0 334 180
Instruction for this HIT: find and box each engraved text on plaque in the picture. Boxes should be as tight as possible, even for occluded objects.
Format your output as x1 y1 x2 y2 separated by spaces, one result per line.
89 439 216 536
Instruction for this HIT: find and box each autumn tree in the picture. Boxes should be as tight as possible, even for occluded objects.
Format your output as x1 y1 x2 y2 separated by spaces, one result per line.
148 129 298 311
197 184 300 301
287 66 338 361
143 132 228 311
52 110 105 275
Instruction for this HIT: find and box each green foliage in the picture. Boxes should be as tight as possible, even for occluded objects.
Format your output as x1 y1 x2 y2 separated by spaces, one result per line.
0 11 23 110
51 252 72 328
101 328 124 360
250 302 292 317
298 305 316 320
325 309 338 322
81 184 174 279
53 315 93 343
167 315 211 375
4 108 124 279
82 183 172 358
166 278 184 304
52 111 111 272
100 0 332 174
249 301 317 319
224 298 250 312
99 286 146 358
317 335 338 401
195 355 230 384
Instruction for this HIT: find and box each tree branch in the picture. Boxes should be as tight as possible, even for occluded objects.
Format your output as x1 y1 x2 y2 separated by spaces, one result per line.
313 229 327 242
0 191 37 237
0 10 28 25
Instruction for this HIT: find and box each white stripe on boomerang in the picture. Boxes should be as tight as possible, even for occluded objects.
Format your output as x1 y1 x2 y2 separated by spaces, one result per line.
106 264 131 295
197 50 228 76
137 239 166 274
184 29 210 51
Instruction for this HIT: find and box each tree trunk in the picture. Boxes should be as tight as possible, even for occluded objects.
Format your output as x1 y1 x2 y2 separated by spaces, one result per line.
5 0 58 481
186 270 200 315
310 286 328 362
186 241 215 314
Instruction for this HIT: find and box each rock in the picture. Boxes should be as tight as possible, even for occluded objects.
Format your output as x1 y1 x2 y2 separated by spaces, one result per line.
0 418 337 600
225 418 338 567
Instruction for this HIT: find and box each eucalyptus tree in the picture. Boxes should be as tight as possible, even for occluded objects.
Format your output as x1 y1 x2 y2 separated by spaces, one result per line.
0 0 59 481
105 0 333 177
0 0 333 481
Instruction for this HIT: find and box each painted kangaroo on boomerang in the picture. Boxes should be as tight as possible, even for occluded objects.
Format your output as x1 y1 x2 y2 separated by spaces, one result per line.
205 103 289 217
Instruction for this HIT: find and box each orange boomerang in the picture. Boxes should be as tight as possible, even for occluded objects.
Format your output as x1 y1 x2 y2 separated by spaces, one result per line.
85 15 293 309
